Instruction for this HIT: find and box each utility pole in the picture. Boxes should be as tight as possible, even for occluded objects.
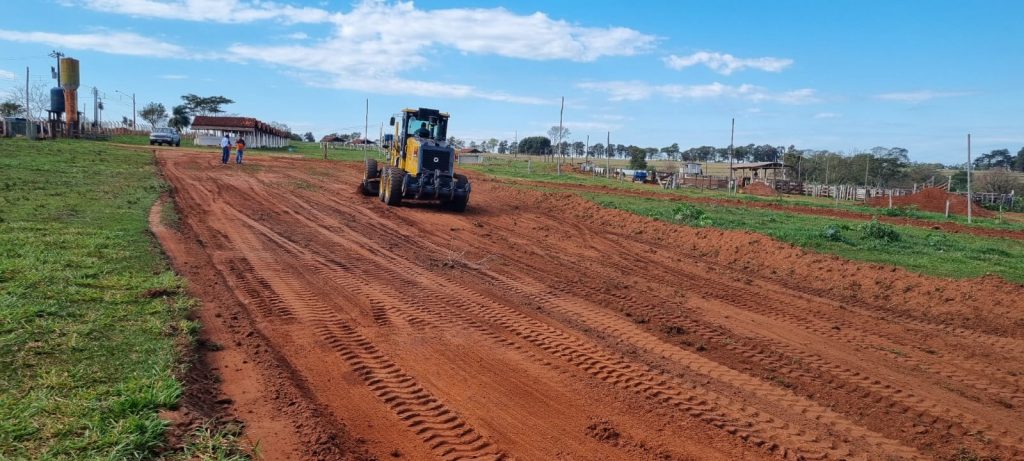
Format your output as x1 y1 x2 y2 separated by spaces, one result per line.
49 50 64 83
557 96 564 170
92 87 99 129
606 131 611 178
967 133 973 224
514 129 518 158
364 98 369 154
864 154 871 187
25 67 30 137
729 117 735 192
587 134 594 177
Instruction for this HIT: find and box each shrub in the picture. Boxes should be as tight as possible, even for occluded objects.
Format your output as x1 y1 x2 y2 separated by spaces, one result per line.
881 205 920 218
672 203 712 227
821 224 849 243
859 217 901 242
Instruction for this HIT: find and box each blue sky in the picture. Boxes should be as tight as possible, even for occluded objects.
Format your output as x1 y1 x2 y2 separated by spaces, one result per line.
1 0 1021 164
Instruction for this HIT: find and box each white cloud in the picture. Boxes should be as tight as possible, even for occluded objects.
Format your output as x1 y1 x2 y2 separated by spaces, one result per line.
60 1 656 103
563 120 621 132
578 81 818 104
284 32 309 40
80 1 655 61
873 90 973 102
220 1 654 103
664 51 793 75
814 112 841 119
160 74 188 79
0 29 184 57
0 69 15 80
291 72 550 105
576 81 656 101
78 0 336 24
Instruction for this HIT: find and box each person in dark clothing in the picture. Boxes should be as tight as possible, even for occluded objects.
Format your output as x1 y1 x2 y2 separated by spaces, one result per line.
414 122 430 138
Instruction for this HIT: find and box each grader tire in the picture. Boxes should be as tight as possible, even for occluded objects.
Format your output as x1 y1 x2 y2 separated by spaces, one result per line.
384 167 404 206
362 158 379 196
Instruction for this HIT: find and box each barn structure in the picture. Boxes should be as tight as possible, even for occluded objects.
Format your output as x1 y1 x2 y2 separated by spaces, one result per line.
191 116 290 148
731 161 803 194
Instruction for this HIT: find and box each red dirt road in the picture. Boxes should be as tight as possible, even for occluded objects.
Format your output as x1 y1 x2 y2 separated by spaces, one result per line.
154 151 1024 460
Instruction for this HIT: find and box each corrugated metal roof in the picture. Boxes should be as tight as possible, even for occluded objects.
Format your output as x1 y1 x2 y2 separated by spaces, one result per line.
191 116 289 138
731 162 786 169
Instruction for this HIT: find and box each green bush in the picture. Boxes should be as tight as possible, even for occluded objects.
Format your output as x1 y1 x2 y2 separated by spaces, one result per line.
821 224 850 243
881 205 920 218
672 203 712 227
860 217 901 242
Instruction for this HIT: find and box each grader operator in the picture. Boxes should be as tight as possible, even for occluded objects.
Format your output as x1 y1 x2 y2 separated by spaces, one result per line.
361 108 471 212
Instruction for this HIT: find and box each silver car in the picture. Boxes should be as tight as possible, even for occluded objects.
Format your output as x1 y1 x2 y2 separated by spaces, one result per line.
149 127 181 146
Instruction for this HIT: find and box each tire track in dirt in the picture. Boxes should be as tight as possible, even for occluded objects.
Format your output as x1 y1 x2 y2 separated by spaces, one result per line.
264 164 1011 459
221 182 847 459
555 277 1024 456
532 273 1022 454
215 203 508 461
348 166 1022 458
360 188 1020 458
223 191 737 460
156 152 1024 460
455 208 1024 457
463 195 1024 410
391 185 1024 458
245 199 922 461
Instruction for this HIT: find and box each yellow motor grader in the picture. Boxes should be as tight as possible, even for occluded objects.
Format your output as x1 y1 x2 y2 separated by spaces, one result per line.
361 107 470 212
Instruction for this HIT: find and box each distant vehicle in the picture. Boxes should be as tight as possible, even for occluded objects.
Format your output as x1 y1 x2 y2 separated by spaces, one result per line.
632 170 648 183
149 127 181 146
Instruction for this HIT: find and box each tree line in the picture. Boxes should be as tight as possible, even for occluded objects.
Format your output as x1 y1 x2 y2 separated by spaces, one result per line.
460 126 1023 191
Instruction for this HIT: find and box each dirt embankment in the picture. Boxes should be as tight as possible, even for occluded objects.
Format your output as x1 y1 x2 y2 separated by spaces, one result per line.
867 187 995 217
493 177 1024 240
153 150 1024 460
740 181 779 197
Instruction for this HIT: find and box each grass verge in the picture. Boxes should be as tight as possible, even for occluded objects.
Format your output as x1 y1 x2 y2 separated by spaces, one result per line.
465 158 1024 231
587 193 1024 283
0 139 245 459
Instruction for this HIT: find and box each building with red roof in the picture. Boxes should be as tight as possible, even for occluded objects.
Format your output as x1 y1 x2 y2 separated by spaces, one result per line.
191 116 291 148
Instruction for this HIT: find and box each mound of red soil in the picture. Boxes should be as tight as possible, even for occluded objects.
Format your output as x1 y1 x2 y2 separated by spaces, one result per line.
741 182 778 197
867 187 993 217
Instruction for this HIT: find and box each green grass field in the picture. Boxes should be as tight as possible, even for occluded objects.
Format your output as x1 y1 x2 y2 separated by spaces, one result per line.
0 139 245 460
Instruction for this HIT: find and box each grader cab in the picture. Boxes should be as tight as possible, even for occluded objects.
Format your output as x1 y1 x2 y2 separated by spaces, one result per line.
362 108 471 212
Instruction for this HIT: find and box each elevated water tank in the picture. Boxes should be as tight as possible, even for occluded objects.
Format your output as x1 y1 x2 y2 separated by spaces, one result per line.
50 88 64 113
59 58 79 90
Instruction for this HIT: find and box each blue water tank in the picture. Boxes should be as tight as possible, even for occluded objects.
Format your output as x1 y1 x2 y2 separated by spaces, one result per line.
50 88 64 113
